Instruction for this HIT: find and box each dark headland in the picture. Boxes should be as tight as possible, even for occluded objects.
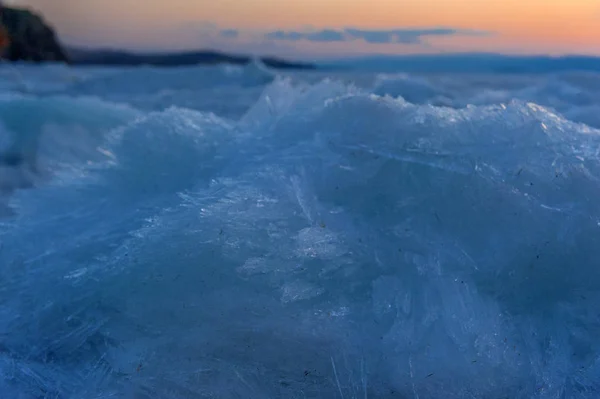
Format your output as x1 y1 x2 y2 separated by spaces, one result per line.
0 5 68 62
0 5 315 70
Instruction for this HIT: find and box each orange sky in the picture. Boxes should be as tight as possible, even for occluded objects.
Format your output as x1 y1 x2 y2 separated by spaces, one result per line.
14 0 600 57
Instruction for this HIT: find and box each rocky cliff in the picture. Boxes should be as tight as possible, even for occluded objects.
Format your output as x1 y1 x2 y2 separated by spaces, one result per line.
0 6 68 63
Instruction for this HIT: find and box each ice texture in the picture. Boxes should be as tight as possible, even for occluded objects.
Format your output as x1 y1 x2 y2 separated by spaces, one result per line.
0 64 600 398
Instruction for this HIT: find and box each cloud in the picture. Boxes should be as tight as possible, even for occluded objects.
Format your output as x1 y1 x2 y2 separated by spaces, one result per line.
266 29 345 42
104 20 491 57
219 29 239 39
265 31 304 41
264 27 490 45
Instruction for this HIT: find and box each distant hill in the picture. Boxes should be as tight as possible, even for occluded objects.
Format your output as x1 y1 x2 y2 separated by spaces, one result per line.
67 47 316 70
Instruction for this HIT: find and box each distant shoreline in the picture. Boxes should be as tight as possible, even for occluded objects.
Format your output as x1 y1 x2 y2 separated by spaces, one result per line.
66 47 316 70
66 51 600 74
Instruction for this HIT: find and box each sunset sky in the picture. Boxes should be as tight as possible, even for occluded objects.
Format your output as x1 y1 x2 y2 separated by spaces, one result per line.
11 0 600 58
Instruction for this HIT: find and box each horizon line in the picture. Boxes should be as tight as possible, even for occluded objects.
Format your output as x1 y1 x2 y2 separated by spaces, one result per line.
64 45 600 62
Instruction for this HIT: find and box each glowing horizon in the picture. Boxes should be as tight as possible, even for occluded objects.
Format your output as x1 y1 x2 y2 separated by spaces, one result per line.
11 0 600 58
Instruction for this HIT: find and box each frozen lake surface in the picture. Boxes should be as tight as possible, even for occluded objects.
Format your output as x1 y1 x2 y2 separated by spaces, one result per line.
1 62 600 398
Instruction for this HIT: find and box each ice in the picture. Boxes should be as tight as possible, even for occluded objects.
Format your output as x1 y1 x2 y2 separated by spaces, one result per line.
1 64 600 397
373 73 450 105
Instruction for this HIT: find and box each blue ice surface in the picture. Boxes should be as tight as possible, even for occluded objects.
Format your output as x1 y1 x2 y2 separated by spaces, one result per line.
323 53 600 74
1 60 600 398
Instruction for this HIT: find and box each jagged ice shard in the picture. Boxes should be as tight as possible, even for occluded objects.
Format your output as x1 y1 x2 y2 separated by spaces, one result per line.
0 63 600 398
